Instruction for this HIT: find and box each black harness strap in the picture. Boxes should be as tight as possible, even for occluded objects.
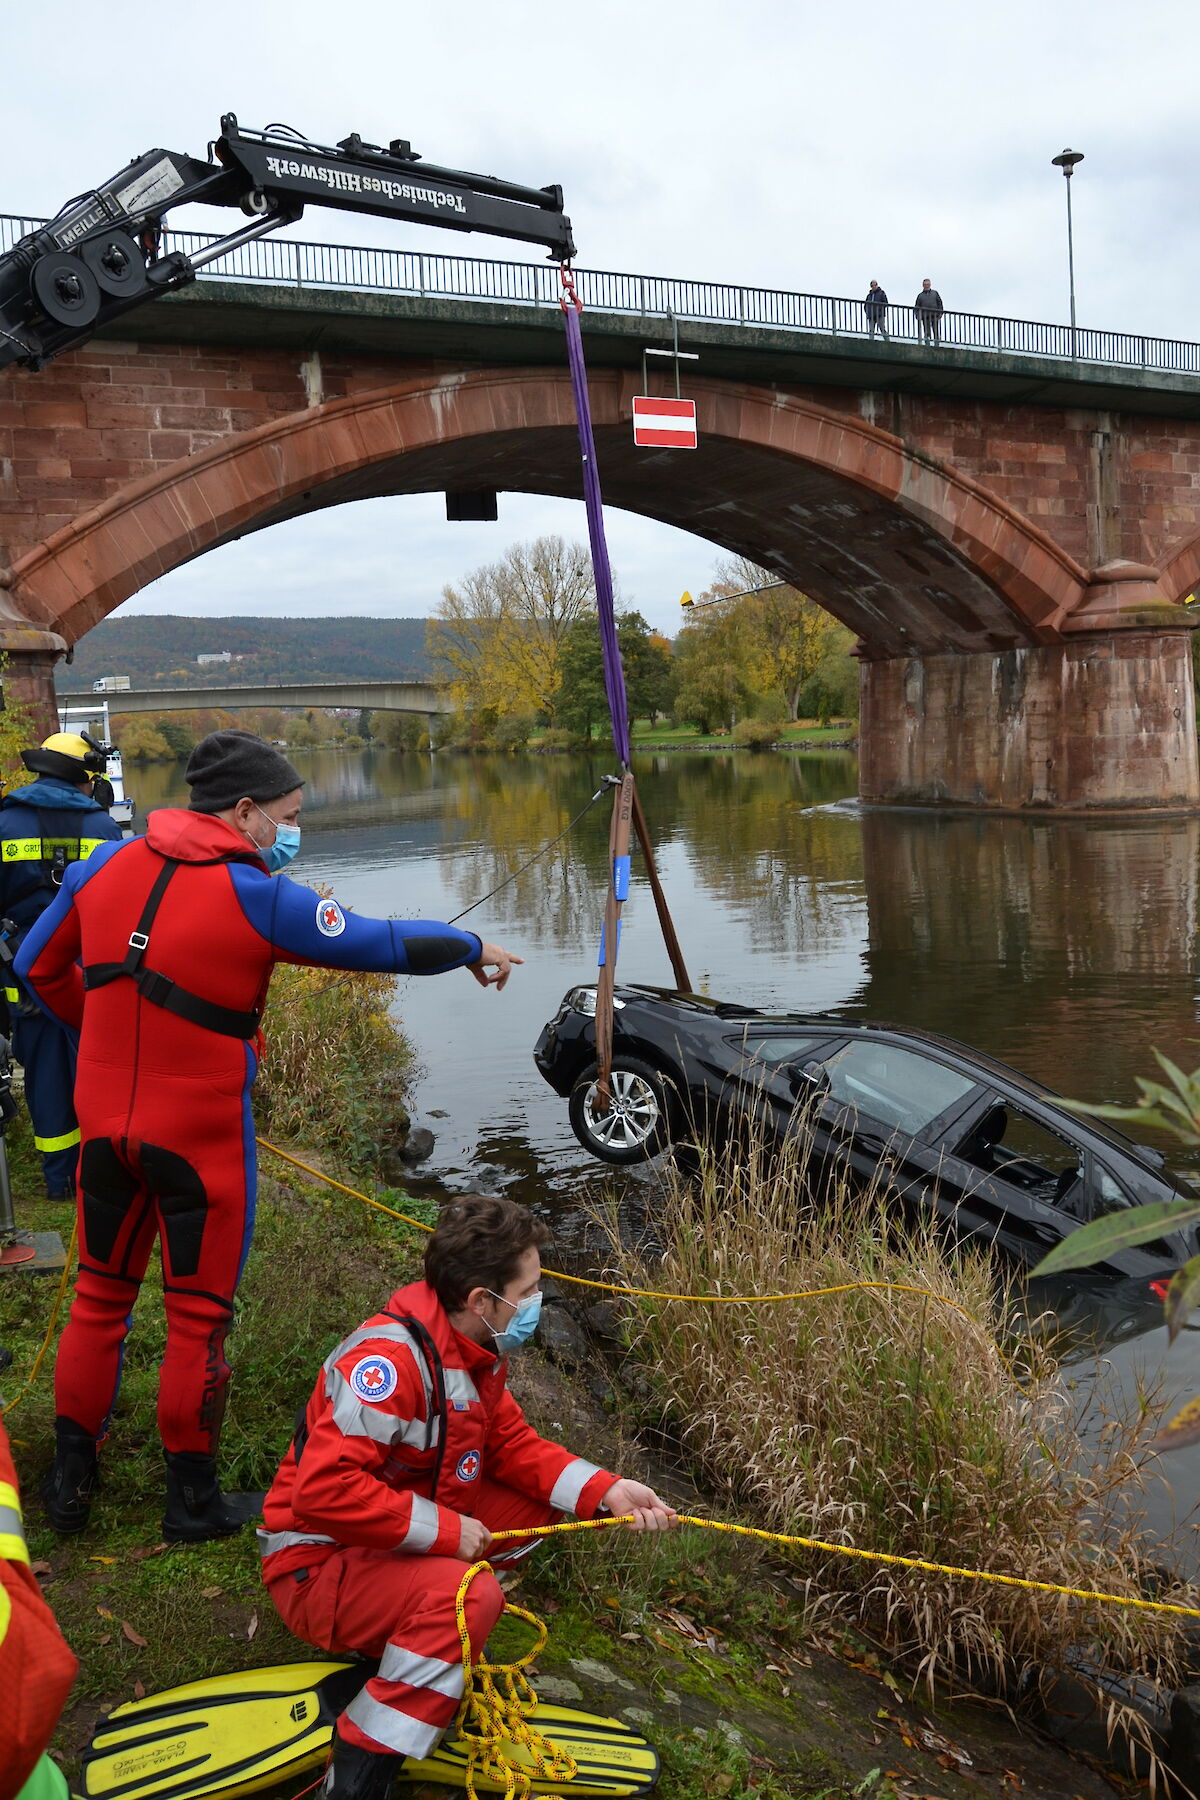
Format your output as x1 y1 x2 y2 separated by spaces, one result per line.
81 857 261 1040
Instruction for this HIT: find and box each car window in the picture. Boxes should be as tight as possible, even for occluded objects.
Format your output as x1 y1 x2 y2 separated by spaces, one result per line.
743 1035 834 1068
821 1041 976 1136
954 1100 1082 1198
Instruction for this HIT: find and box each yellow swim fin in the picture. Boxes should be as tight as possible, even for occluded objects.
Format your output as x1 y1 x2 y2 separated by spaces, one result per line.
80 1661 659 1799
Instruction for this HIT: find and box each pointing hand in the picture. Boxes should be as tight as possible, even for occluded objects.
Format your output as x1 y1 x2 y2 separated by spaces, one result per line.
468 941 524 991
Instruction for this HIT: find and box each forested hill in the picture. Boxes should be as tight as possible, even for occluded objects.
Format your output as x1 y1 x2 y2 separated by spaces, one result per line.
58 616 433 691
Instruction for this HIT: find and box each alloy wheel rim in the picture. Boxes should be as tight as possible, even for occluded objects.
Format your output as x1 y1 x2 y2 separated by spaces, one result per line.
584 1070 660 1150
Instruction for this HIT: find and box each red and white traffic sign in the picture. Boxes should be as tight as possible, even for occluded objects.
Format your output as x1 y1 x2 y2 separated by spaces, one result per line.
631 395 698 449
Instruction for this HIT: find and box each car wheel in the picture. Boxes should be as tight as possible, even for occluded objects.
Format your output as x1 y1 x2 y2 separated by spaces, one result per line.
568 1057 677 1165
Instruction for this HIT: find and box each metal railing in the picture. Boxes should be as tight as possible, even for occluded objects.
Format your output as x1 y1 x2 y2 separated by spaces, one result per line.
1 212 1194 375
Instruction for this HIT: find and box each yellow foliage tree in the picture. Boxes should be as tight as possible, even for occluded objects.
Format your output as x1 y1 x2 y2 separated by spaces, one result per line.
703 557 855 721
427 536 596 724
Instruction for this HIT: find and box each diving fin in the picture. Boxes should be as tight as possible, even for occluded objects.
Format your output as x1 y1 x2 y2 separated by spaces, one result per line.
80 1660 659 1800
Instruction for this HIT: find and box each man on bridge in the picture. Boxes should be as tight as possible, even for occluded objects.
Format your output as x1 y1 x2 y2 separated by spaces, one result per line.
17 730 521 1546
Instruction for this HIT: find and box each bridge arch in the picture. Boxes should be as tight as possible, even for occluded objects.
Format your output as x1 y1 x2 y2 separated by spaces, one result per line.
5 369 1088 657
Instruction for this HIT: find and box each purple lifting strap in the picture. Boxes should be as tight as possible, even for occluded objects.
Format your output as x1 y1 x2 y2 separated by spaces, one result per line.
562 298 632 766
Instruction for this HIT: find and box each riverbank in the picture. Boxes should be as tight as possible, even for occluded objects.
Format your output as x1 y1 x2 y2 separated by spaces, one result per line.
1 1143 1158 1800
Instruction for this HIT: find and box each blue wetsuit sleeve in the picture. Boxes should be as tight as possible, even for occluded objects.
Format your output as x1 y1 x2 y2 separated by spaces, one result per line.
14 861 88 1030
228 866 484 975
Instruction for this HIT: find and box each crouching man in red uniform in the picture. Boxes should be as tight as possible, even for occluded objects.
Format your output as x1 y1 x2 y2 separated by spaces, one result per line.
261 1193 676 1800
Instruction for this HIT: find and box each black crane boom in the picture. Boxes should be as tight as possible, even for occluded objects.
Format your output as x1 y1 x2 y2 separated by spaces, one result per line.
0 114 575 371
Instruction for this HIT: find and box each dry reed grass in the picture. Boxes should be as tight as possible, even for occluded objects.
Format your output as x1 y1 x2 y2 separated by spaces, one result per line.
604 1122 1198 1776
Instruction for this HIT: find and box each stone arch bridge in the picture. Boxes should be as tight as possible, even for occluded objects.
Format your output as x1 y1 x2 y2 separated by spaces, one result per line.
3 264 1200 810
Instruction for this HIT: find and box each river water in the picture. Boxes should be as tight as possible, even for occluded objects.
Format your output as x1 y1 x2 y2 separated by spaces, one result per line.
133 747 1200 1552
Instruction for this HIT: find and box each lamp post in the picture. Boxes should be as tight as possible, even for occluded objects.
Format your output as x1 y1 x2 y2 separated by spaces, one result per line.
1051 148 1084 354
680 577 787 613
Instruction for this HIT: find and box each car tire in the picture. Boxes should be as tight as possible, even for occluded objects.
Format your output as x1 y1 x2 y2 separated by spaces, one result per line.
568 1057 677 1165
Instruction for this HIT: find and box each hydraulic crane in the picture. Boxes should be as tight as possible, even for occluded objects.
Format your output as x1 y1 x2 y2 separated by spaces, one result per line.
0 114 575 371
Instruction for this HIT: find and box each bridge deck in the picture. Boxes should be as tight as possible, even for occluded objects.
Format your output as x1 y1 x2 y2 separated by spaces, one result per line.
60 680 449 716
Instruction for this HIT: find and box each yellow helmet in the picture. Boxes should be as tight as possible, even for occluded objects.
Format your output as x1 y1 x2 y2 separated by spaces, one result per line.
21 732 107 780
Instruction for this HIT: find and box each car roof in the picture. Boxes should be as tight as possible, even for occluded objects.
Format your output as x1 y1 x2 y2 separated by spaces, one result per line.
618 984 1146 1156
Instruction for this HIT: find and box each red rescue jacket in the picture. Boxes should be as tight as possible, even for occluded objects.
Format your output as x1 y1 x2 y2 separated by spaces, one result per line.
259 1280 614 1576
0 1420 77 1800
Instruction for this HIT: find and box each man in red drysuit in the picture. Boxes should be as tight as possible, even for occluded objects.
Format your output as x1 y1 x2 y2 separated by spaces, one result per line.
17 731 521 1545
0 1411 77 1800
261 1192 677 1800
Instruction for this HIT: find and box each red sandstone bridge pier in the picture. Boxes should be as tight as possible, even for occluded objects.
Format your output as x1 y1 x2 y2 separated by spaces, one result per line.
2 222 1199 812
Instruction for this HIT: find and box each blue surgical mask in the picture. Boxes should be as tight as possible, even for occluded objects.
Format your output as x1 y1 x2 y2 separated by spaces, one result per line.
252 804 301 873
485 1289 542 1354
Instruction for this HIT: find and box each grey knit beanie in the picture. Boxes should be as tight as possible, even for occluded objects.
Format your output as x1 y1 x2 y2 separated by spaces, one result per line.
186 730 304 814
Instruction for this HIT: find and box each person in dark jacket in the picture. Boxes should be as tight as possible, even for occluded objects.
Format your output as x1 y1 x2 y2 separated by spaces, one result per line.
17 730 521 1545
864 280 889 339
914 278 944 345
0 734 124 1197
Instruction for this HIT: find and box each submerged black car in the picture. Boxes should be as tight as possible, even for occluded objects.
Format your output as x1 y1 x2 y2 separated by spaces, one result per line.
533 985 1198 1281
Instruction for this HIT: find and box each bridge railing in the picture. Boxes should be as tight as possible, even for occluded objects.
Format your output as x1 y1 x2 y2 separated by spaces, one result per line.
1 212 1195 376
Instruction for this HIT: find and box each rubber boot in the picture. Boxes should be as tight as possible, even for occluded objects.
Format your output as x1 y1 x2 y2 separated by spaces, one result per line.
41 1417 99 1534
319 1737 402 1800
161 1451 265 1544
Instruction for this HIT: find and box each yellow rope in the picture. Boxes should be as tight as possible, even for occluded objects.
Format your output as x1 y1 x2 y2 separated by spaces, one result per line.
255 1138 1011 1345
444 1510 1200 1800
2 1220 77 1416
453 1563 578 1800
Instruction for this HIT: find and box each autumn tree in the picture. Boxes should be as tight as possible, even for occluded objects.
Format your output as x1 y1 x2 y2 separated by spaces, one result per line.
702 558 856 722
427 536 596 725
672 609 754 735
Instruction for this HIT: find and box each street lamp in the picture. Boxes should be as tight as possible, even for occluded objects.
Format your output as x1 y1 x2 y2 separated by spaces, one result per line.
1051 147 1084 351
681 578 787 612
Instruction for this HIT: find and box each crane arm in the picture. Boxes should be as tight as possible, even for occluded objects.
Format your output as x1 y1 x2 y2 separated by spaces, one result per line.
0 113 575 371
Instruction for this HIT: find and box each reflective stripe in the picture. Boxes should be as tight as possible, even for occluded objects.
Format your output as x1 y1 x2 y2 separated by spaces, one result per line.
444 1368 479 1408
33 1127 80 1154
549 1457 605 1515
257 1527 335 1558
3 987 16 1004
0 1483 29 1565
0 836 107 863
378 1642 465 1701
343 1689 444 1760
399 1493 442 1553
0 1582 9 1644
326 1367 427 1449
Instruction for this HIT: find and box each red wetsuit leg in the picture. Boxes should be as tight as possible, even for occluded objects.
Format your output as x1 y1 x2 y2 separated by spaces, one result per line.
266 1485 559 1760
54 1137 157 1437
136 1074 257 1456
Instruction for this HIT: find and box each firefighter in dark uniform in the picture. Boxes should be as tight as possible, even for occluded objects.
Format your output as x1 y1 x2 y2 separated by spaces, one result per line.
0 734 123 1197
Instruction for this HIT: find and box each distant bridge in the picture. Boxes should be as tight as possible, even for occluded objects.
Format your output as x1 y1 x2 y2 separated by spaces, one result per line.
60 679 450 717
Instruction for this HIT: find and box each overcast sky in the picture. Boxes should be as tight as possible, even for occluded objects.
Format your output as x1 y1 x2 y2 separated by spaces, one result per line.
6 0 1196 636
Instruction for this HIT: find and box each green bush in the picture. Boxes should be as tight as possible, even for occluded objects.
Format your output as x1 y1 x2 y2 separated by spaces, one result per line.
731 717 782 751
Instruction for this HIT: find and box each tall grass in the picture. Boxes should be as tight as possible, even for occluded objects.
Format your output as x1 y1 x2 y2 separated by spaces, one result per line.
605 1127 1196 1769
254 961 416 1168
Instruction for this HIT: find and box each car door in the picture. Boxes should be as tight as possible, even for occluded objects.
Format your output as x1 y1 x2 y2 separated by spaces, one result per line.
939 1094 1091 1265
727 1030 847 1145
800 1037 983 1200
